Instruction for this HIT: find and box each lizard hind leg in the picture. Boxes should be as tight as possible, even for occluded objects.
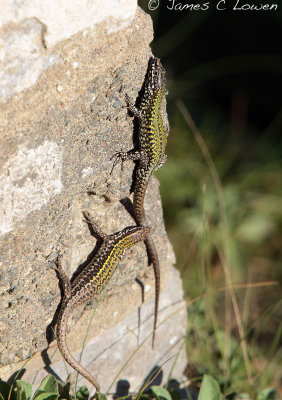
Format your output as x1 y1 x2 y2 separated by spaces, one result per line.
82 211 108 239
52 256 72 298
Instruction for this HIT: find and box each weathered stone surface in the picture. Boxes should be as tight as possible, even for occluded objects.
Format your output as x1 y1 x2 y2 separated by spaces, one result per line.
0 0 136 48
0 2 188 392
0 0 137 98
0 17 60 99
2 267 186 396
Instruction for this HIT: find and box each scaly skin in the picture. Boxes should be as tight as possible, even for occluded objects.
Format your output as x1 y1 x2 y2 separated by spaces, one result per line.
54 211 150 391
111 57 168 347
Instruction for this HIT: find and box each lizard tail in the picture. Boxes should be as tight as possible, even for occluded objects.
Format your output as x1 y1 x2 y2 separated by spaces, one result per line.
56 302 101 392
134 185 160 349
134 173 160 348
133 182 148 226
144 234 160 349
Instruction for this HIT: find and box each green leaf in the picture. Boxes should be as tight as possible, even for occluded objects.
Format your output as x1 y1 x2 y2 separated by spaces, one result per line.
0 380 16 400
34 376 58 396
33 376 59 400
167 388 181 400
151 386 172 400
94 392 106 400
257 388 276 400
16 381 32 400
76 385 89 400
198 375 221 400
32 394 58 400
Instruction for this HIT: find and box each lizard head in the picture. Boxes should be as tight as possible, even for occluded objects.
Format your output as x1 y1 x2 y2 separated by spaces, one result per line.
147 57 167 93
119 225 150 246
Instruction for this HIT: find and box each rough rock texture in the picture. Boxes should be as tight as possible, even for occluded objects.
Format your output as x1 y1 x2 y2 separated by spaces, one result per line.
6 267 186 396
0 0 137 48
0 2 187 392
0 0 137 98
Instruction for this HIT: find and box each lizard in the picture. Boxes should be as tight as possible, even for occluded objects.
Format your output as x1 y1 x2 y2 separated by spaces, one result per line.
111 57 168 347
52 211 150 391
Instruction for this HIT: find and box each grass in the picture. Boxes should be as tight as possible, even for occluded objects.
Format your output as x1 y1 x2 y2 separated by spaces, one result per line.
2 5 281 397
3 64 281 400
156 98 282 398
3 117 280 398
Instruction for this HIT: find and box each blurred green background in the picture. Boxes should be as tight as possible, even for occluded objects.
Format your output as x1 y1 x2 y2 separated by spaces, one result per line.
139 1 282 398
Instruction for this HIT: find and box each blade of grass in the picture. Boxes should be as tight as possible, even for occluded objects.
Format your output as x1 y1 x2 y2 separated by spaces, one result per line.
176 99 253 382
8 355 36 400
165 339 186 389
106 279 278 395
74 303 98 396
136 354 177 400
74 261 127 396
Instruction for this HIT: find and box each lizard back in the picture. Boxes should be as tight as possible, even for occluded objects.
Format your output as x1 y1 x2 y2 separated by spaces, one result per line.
55 222 150 391
134 57 168 224
70 225 150 304
138 57 167 171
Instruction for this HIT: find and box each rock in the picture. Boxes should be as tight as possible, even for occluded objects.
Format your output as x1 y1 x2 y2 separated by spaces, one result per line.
0 0 137 98
14 267 187 396
0 2 188 392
